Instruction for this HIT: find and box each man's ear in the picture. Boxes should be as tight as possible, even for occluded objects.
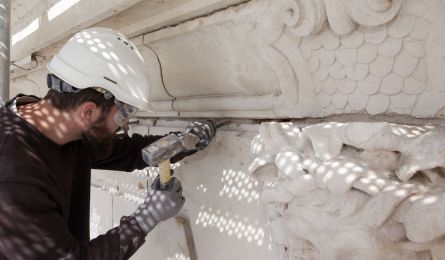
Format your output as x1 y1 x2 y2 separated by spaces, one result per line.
78 101 100 127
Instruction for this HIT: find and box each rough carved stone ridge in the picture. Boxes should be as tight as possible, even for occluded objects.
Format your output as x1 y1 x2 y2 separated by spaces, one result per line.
249 122 445 259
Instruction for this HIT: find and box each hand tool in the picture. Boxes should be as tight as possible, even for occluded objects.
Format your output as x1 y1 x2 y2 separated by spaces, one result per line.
142 133 199 188
141 120 228 188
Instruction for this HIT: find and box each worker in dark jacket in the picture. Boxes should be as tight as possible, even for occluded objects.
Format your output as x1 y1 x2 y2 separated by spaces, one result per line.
0 27 215 259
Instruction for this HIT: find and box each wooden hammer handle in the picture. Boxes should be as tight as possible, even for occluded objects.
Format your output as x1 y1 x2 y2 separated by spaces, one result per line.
159 159 171 187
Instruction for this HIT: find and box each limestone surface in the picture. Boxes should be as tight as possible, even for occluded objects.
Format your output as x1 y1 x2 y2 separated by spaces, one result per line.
10 0 445 119
249 122 445 260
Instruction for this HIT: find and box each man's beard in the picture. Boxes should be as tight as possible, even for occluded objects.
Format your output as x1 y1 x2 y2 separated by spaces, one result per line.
82 116 117 161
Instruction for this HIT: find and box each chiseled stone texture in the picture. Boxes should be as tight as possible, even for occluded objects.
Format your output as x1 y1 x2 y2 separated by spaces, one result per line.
249 122 445 260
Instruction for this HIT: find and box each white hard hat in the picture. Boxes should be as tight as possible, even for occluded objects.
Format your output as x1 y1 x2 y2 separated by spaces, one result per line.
47 27 151 110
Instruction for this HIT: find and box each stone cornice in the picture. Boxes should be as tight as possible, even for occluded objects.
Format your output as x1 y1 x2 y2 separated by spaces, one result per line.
139 0 445 118
10 0 445 119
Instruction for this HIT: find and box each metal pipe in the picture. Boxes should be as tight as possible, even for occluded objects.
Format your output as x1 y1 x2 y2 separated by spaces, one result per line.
0 0 10 105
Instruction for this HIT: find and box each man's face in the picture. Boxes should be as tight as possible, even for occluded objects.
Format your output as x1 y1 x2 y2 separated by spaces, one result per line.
82 106 122 158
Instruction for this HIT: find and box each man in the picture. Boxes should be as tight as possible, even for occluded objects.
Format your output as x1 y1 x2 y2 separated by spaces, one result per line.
0 27 215 259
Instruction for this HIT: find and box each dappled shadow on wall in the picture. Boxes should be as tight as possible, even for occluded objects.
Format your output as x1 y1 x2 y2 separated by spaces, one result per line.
92 161 182 203
219 169 260 203
192 167 270 248
195 205 266 247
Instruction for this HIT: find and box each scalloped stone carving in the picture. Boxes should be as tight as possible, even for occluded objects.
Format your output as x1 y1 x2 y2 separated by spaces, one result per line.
136 0 445 118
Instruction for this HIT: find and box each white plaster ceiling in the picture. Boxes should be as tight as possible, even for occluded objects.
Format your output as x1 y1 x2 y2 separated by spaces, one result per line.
11 0 46 26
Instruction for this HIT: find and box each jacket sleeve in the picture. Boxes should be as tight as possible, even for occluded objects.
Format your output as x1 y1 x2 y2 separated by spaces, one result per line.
91 133 197 172
0 182 145 260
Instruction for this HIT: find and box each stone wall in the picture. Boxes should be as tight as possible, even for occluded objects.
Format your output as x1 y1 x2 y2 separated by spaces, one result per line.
140 0 445 118
90 122 276 260
10 0 445 118
8 0 445 259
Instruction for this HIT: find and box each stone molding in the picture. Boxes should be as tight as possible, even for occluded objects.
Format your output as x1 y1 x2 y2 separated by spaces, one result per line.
249 122 445 259
9 0 445 119
141 0 445 118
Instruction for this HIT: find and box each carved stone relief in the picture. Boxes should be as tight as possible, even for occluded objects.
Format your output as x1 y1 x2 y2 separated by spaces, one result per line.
296 0 441 116
8 0 445 118
142 0 445 118
249 122 445 259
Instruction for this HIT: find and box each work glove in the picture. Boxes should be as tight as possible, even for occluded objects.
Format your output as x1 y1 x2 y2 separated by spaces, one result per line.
132 176 185 235
184 120 216 150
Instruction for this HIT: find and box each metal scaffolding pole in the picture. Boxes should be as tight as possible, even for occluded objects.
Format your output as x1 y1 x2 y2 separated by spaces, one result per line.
0 0 10 105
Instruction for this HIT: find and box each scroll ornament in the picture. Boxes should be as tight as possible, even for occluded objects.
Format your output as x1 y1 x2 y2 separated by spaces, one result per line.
280 0 402 36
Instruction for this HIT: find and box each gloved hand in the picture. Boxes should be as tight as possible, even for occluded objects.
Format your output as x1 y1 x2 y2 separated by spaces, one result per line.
132 177 185 234
184 120 216 150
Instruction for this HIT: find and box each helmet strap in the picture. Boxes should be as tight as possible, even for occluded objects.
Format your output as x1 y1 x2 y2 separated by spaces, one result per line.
47 74 81 93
